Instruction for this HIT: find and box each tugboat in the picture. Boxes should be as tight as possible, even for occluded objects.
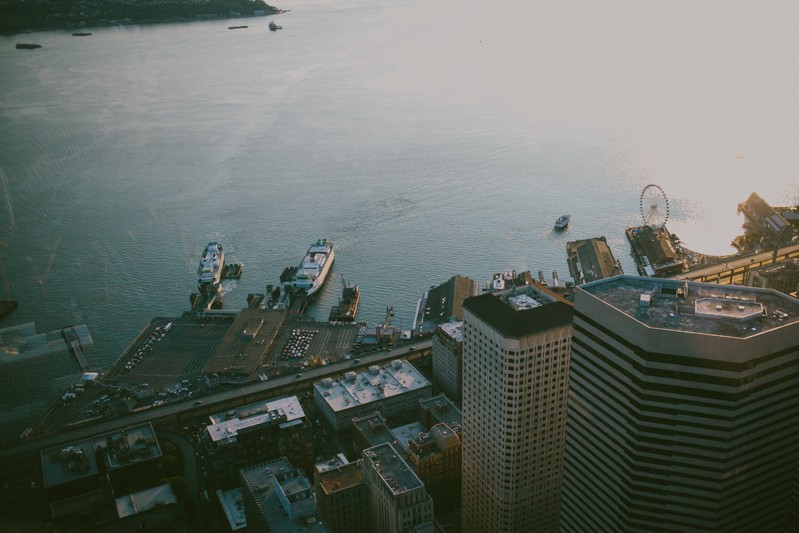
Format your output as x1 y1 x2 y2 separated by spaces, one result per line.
269 20 283 31
329 277 360 322
554 214 571 230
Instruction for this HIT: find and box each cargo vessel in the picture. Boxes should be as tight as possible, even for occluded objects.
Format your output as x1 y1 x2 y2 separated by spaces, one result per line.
16 43 42 49
197 242 225 294
281 239 334 296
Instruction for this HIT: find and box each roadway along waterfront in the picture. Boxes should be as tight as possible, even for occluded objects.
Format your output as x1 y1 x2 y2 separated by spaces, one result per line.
0 340 432 467
673 242 799 284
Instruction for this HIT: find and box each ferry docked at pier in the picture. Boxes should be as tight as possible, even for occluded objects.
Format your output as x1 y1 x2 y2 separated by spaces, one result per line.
197 242 225 294
283 239 334 296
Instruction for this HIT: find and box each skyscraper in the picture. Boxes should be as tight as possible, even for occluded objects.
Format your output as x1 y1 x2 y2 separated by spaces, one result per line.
561 276 799 531
461 283 573 532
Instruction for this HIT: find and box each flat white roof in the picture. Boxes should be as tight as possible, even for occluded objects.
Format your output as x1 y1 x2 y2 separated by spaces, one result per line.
116 484 177 518
439 321 463 342
207 396 305 444
315 360 430 413
217 488 247 531
391 422 428 453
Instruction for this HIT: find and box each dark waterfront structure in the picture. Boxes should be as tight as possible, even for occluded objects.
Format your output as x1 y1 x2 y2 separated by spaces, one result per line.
738 192 792 240
566 236 623 285
561 276 799 531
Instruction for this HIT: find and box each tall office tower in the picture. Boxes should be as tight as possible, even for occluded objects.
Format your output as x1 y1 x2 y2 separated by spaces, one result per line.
461 284 573 533
561 276 799 531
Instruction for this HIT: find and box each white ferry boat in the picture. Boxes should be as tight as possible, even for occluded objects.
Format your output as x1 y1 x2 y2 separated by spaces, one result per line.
288 239 335 296
197 242 225 294
554 214 571 230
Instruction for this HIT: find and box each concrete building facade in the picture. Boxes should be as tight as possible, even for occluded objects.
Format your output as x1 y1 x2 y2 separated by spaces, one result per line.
313 456 370 533
362 442 434 533
461 284 573 533
240 457 328 532
561 276 799 531
432 320 463 401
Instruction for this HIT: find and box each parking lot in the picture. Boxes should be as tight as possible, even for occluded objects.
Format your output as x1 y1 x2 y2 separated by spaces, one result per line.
267 321 360 375
107 317 233 386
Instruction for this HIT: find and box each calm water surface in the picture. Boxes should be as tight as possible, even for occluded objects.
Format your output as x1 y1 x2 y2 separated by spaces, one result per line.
1 0 798 416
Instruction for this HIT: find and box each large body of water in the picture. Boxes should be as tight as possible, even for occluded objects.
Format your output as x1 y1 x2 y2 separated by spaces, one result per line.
2 0 798 376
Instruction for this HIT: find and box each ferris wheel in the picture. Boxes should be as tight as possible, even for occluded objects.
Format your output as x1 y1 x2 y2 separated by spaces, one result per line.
640 184 670 228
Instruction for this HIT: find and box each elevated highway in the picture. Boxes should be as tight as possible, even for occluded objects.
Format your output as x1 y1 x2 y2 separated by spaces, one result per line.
0 340 431 468
673 242 799 285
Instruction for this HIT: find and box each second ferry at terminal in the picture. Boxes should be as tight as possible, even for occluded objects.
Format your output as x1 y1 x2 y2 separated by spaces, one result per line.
281 239 335 296
197 242 225 295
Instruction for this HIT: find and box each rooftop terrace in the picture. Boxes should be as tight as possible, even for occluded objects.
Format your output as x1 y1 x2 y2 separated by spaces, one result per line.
580 276 799 338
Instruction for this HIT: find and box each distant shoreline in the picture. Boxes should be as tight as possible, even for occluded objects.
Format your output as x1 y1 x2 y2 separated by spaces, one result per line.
1 1 286 37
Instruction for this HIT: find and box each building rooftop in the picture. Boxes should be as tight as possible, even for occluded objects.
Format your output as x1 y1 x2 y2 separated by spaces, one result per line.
314 360 430 413
316 459 364 496
314 454 349 475
94 423 162 470
116 483 177 518
240 458 326 532
363 442 425 496
438 321 463 343
409 423 461 459
390 422 428 453
41 439 98 488
419 394 462 430
216 488 246 531
42 422 161 488
579 276 799 338
352 412 402 452
463 284 573 338
207 396 305 444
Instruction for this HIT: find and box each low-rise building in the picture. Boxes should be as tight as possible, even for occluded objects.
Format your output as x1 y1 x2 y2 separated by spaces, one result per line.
418 393 462 433
313 456 369 533
314 360 431 431
362 443 434 533
205 396 315 483
746 258 799 296
240 458 328 532
406 423 461 486
351 412 402 455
